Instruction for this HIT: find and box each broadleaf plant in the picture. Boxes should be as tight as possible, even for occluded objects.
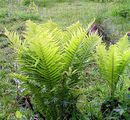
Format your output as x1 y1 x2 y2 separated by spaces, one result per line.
95 35 130 97
6 20 101 120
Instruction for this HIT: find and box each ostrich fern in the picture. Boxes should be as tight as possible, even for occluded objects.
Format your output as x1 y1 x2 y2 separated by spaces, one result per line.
6 20 101 120
95 35 130 97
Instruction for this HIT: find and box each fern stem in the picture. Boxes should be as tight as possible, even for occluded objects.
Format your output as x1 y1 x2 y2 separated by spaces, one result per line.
111 49 115 97
61 78 65 119
60 73 67 120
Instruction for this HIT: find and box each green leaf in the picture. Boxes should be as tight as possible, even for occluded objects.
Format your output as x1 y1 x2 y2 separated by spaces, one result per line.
15 111 22 119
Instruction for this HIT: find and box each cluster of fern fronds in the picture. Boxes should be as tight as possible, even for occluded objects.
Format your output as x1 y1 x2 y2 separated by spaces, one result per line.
6 20 130 119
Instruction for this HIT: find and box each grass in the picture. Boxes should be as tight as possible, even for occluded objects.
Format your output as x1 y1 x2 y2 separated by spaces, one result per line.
0 0 129 40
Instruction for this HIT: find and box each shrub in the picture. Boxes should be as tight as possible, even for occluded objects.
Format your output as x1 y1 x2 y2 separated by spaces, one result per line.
0 9 8 18
87 0 125 2
23 0 32 5
17 12 41 21
111 1 130 19
23 0 46 7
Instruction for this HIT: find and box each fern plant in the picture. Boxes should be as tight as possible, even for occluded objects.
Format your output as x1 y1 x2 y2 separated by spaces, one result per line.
6 20 101 119
95 35 130 97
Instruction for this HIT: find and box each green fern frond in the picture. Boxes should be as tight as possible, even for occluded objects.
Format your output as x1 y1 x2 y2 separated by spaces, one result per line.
10 73 28 81
5 29 21 51
63 27 86 70
63 22 83 43
76 33 101 69
22 34 62 88
95 35 130 97
116 35 130 51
